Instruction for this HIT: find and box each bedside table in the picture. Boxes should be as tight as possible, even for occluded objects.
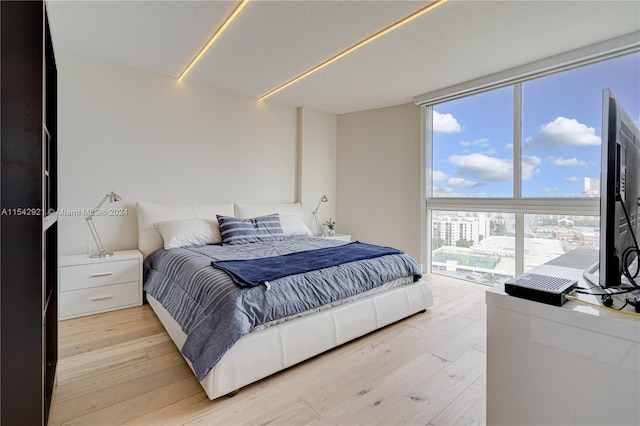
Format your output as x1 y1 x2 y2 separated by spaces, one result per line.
59 250 142 320
320 233 352 242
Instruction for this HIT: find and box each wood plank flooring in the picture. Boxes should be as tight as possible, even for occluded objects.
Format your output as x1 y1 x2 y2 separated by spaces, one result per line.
48 274 488 425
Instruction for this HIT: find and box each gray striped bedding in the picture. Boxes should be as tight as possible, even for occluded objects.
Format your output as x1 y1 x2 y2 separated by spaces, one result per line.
143 236 422 380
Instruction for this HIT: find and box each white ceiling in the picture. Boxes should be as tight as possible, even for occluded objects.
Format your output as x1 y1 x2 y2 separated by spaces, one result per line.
47 0 640 115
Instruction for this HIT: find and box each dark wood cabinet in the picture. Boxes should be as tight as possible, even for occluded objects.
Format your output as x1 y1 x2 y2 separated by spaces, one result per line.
1 1 58 424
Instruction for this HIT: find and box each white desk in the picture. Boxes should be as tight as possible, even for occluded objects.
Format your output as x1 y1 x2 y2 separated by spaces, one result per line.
486 250 640 425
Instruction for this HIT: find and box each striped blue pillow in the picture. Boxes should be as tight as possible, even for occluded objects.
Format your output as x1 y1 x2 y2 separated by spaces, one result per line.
217 214 286 245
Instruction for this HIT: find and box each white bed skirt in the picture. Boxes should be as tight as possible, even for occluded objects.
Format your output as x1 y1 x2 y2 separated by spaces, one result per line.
147 279 433 400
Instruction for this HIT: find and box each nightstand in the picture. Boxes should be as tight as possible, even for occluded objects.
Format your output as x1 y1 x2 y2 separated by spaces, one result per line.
58 250 142 320
320 233 352 242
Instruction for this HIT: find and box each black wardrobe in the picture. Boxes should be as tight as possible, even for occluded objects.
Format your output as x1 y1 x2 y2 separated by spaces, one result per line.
1 1 58 424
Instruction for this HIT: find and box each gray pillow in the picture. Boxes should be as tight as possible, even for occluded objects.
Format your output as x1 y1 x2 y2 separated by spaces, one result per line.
217 213 286 245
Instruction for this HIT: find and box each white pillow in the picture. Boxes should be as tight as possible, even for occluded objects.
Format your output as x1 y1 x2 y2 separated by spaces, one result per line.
154 219 222 249
280 214 313 236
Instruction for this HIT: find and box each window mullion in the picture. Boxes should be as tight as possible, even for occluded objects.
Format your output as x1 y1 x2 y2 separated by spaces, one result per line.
425 105 433 199
426 197 599 216
423 105 432 272
425 208 433 273
515 212 524 276
514 83 522 199
514 84 523 275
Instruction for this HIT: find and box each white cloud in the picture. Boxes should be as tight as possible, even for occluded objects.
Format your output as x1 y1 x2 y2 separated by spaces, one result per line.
553 157 587 168
505 143 514 149
433 186 459 197
448 153 540 182
565 176 580 182
525 116 600 149
448 177 484 189
461 138 490 148
522 155 541 180
433 111 461 133
449 153 512 182
432 170 448 182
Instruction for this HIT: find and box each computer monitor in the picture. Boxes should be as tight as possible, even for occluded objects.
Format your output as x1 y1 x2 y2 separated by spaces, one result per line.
585 89 640 288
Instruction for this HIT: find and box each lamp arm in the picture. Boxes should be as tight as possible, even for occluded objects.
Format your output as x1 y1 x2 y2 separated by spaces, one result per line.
312 201 322 235
86 194 110 219
86 216 106 254
311 194 328 235
313 212 321 235
312 199 322 215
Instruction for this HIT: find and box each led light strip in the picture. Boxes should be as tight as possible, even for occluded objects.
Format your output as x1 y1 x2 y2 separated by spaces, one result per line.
259 0 449 101
178 0 250 81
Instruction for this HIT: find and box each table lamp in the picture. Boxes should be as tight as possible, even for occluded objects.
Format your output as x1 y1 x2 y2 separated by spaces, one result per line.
85 191 121 258
312 194 328 235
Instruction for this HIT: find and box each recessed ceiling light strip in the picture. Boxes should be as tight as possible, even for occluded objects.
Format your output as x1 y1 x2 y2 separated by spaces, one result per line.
178 0 250 81
258 0 449 101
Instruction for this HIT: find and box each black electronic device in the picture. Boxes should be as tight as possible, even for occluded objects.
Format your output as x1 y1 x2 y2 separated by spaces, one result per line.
505 273 578 306
584 89 640 289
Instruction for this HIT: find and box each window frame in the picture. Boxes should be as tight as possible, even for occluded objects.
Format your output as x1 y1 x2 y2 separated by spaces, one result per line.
424 84 601 275
421 41 638 276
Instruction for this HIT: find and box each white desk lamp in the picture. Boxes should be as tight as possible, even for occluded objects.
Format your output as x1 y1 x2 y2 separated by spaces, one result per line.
85 191 121 258
312 194 328 235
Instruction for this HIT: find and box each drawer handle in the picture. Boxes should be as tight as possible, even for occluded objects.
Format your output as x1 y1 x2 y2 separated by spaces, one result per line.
90 272 113 278
91 295 113 301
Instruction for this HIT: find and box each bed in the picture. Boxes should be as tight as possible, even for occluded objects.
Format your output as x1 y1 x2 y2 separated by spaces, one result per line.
137 201 434 400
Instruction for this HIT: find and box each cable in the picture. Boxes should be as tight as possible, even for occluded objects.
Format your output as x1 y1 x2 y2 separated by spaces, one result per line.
617 300 629 311
626 296 640 313
617 192 639 288
598 294 630 311
566 295 640 317
574 286 638 296
621 244 639 286
618 193 640 249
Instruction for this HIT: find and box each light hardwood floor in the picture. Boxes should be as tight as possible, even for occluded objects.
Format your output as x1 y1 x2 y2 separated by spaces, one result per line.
49 274 488 425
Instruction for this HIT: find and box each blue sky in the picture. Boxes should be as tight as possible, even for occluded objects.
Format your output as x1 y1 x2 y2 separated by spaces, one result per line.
431 52 640 198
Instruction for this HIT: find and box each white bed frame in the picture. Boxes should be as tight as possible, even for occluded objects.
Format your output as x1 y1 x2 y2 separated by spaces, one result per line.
137 202 434 400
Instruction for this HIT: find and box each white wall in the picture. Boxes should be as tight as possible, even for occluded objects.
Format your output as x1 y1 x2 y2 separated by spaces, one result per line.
298 107 337 234
57 52 318 256
336 103 423 262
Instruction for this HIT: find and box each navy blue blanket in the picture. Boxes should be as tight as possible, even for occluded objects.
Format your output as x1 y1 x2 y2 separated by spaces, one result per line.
211 241 407 287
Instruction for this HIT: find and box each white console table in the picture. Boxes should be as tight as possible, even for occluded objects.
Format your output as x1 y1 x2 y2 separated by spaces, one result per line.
486 249 640 425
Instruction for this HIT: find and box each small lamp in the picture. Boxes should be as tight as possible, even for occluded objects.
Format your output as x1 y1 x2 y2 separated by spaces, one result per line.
312 194 328 235
85 191 121 258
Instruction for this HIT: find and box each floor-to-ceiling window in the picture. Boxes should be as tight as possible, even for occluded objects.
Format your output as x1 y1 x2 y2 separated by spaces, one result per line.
424 51 639 285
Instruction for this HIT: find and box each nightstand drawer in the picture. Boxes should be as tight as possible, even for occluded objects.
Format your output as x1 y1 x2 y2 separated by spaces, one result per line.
60 259 139 291
59 281 140 319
